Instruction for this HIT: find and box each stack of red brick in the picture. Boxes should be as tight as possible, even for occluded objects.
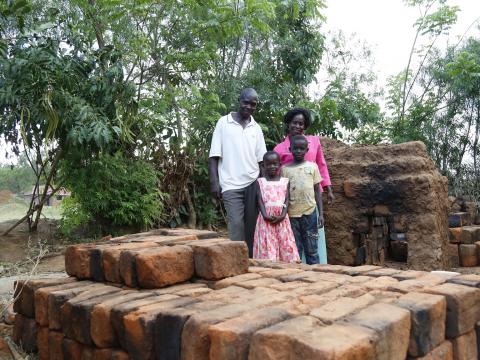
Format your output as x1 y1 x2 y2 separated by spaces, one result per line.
447 209 480 268
12 229 480 359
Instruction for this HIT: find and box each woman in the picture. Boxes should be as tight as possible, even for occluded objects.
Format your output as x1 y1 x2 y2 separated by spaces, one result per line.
273 108 334 264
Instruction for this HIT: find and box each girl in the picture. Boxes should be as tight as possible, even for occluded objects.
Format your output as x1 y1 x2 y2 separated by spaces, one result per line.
253 151 300 262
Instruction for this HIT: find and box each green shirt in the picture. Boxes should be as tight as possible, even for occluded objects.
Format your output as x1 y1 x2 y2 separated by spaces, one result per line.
281 161 322 217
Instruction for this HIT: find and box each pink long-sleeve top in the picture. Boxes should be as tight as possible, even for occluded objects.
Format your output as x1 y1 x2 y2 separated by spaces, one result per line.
273 135 332 191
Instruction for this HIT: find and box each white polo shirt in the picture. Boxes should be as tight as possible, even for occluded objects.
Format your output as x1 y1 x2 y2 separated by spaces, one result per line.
209 113 267 192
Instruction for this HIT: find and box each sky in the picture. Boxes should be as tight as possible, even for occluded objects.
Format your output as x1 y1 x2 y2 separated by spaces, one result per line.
322 0 480 91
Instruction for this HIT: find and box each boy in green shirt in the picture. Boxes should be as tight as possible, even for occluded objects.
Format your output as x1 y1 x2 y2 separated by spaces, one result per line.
281 135 323 264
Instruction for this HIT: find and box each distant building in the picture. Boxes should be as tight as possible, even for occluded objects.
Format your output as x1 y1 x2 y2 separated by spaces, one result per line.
22 186 70 206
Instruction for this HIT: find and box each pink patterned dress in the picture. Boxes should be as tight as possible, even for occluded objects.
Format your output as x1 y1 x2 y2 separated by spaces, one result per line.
253 177 300 262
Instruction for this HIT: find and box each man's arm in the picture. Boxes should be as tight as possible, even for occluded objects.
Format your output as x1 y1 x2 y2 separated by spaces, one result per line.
314 183 324 228
208 157 222 199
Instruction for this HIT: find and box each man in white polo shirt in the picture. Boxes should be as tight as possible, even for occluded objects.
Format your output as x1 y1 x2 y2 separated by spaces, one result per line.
208 88 267 256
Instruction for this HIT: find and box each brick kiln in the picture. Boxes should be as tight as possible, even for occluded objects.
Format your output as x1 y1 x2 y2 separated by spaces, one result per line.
10 229 480 359
321 139 450 270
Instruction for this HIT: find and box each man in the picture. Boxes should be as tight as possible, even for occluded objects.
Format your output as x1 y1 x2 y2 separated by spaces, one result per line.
209 88 267 257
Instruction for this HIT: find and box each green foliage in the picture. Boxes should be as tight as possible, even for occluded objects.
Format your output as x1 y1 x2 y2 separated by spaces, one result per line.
59 196 93 239
0 164 36 193
62 152 164 234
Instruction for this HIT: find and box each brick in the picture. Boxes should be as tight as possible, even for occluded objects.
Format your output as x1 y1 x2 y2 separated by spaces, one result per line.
154 301 223 360
197 285 248 303
48 283 116 330
459 244 477 267
35 280 92 326
173 287 212 297
122 297 197 360
365 268 402 277
311 264 352 274
446 244 460 268
408 341 453 360
91 291 153 348
235 277 282 289
12 313 37 352
392 270 429 281
269 281 309 292
249 316 377 360
368 290 402 303
65 243 108 279
110 294 181 350
310 294 375 323
13 277 75 317
395 292 446 357
422 283 480 337
348 303 411 360
208 307 292 360
388 274 448 293
135 245 194 288
248 266 272 273
180 295 293 360
3 303 15 325
118 248 150 287
152 283 207 296
257 268 303 279
447 274 480 288
451 329 477 360
362 276 399 291
211 273 262 290
37 326 49 360
62 338 84 360
61 288 125 346
93 348 130 360
477 321 480 357
101 242 159 283
49 331 64 360
341 265 381 276
449 212 471 228
449 228 464 244
190 241 249 280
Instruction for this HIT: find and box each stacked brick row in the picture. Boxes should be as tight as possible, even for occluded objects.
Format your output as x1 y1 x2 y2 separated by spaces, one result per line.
447 210 480 268
11 230 480 360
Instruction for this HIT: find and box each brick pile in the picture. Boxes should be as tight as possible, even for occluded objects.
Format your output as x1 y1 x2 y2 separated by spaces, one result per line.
11 229 480 359
447 201 480 268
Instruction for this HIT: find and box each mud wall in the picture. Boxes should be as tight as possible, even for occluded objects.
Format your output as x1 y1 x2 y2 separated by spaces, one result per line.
322 140 450 270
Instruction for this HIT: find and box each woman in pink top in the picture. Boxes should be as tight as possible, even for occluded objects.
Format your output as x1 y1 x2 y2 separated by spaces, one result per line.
273 108 334 263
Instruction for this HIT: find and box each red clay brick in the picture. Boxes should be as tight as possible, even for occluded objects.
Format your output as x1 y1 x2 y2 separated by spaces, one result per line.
391 270 429 281
459 244 477 267
135 245 194 288
211 273 262 290
93 348 130 360
341 265 381 276
13 277 75 317
448 274 480 288
310 294 375 323
249 316 377 360
12 313 37 353
110 294 181 349
61 288 124 345
37 326 49 360
65 243 104 279
181 295 294 360
409 341 453 360
48 331 64 360
35 280 92 326
395 291 447 357
208 307 292 360
91 291 153 348
48 283 115 330
101 242 159 283
190 240 249 280
348 302 411 360
122 297 197 360
235 277 282 290
422 283 480 338
451 329 477 360
62 338 84 360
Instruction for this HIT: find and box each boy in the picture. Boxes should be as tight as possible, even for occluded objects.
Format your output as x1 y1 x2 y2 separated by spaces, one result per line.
281 135 324 264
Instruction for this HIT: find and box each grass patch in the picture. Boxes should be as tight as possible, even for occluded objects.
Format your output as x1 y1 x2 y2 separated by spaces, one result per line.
0 196 62 222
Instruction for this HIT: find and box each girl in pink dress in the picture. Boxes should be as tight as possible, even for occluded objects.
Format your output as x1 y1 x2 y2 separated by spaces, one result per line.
253 151 300 262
